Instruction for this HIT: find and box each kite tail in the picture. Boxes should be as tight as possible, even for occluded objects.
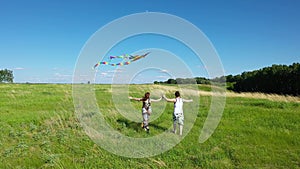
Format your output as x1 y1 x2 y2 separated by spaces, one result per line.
93 63 99 69
94 52 149 68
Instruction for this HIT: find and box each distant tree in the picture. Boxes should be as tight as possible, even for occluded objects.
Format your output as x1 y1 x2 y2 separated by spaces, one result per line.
167 78 177 84
0 69 13 83
185 78 197 84
175 78 183 84
195 77 210 84
176 78 197 84
155 77 211 85
211 76 226 83
225 75 234 82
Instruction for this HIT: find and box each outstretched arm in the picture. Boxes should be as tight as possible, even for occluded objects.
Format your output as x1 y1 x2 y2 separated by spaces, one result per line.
162 95 176 103
183 98 193 102
128 96 142 101
151 96 162 102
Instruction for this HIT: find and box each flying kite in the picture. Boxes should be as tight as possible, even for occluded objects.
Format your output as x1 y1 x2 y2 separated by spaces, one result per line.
93 52 150 69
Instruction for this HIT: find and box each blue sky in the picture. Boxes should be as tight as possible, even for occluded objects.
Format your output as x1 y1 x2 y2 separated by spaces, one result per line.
0 0 299 83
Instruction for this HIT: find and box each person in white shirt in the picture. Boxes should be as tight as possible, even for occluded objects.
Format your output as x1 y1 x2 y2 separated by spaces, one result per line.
163 91 193 136
129 92 162 133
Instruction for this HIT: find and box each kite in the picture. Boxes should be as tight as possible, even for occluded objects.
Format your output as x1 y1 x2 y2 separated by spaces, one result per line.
93 52 150 69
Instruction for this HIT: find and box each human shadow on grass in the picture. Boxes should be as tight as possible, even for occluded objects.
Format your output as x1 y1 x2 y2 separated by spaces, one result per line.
116 118 168 132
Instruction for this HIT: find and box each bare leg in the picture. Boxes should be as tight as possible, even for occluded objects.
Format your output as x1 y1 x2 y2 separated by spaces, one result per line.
143 113 148 128
144 112 150 133
173 123 177 134
179 125 183 136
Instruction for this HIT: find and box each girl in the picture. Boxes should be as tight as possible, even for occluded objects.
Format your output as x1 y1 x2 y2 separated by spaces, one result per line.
129 92 162 133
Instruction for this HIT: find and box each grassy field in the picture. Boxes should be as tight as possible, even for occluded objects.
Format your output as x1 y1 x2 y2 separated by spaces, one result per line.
0 83 299 168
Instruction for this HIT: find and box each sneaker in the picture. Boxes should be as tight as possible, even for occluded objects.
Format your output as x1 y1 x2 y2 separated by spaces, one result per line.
145 126 150 133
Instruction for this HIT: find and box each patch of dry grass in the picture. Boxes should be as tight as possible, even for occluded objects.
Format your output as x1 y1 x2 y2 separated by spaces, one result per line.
148 84 300 103
226 91 300 102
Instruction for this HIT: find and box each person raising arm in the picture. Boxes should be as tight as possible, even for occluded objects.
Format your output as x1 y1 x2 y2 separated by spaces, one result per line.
163 91 193 135
129 92 162 133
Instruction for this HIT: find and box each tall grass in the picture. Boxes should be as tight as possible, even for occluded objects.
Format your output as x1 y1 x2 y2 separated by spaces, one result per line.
226 91 300 102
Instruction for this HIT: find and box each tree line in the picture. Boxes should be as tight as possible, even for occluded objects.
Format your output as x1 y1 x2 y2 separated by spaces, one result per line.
154 77 211 85
228 63 299 96
154 62 300 96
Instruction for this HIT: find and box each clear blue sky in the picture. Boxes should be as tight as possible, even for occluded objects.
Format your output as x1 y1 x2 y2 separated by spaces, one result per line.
0 0 299 83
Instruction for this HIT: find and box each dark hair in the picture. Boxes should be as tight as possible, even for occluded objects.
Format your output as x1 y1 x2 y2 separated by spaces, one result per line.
144 92 150 98
175 91 180 97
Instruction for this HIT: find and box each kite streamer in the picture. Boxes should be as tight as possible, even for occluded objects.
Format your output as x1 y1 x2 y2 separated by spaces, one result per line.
109 54 130 60
93 52 150 69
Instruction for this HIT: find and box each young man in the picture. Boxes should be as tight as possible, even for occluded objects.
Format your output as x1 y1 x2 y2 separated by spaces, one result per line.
129 92 162 133
163 91 193 136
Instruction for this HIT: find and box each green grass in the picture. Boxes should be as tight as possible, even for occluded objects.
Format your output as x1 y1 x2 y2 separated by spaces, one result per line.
0 83 299 168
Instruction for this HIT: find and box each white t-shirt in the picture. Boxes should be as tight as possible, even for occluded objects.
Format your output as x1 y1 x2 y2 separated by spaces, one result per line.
174 97 183 114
